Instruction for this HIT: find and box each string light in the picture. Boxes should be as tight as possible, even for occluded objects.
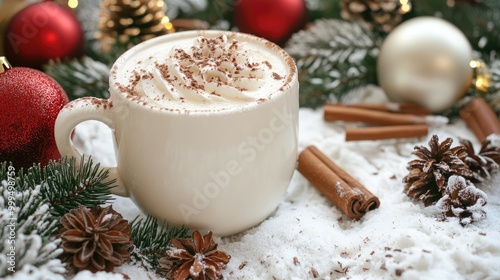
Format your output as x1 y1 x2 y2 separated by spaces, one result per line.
470 60 491 93
161 16 175 33
68 0 78 9
399 0 411 14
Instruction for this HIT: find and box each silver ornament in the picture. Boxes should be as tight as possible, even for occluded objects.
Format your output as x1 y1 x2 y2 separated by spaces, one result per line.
377 17 473 113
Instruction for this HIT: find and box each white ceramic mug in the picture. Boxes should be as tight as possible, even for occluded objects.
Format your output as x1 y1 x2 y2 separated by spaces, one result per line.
54 30 299 236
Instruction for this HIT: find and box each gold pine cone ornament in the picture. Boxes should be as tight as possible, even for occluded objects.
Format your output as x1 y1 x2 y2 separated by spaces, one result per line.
340 0 411 32
96 0 175 52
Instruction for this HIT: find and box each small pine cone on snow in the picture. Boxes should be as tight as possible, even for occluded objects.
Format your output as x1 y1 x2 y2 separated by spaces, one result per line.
436 175 487 226
340 0 411 32
403 135 473 206
58 205 133 273
158 230 230 280
460 138 500 182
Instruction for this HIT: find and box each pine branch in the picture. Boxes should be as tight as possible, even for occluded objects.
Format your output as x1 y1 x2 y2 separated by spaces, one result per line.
85 38 130 66
44 56 110 101
170 0 211 21
41 156 115 218
414 0 500 55
442 53 500 119
0 164 64 278
3 156 115 219
306 0 342 22
481 58 500 117
72 0 101 45
130 215 189 270
285 19 380 108
0 156 116 277
1 164 57 238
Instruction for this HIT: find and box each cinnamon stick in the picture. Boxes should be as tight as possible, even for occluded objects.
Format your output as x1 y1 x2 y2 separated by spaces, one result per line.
324 104 431 126
297 146 380 219
345 124 428 141
335 103 430 115
460 107 486 141
460 97 500 142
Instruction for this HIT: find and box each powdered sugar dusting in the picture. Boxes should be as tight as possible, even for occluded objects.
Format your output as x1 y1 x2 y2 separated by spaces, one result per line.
487 133 500 147
424 115 449 126
437 175 488 225
73 271 127 280
352 187 364 195
102 213 113 223
335 181 345 198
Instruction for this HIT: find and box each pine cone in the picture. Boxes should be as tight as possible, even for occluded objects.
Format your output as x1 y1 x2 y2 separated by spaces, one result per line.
403 135 473 206
96 0 175 52
482 135 500 165
58 205 133 273
340 0 411 32
158 230 231 280
436 175 487 226
461 138 500 182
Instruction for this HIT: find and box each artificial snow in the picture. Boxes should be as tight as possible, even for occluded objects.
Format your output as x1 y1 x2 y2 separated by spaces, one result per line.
72 271 129 280
73 87 500 279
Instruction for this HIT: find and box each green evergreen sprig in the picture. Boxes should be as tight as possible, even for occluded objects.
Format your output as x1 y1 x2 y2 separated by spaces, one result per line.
0 162 57 238
414 0 500 55
175 0 231 26
481 58 500 117
2 157 190 277
44 56 110 101
130 215 189 270
285 19 380 108
2 156 115 221
40 156 115 218
306 0 342 22
0 163 64 278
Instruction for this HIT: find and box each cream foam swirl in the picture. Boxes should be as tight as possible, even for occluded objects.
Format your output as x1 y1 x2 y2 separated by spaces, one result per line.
130 35 284 111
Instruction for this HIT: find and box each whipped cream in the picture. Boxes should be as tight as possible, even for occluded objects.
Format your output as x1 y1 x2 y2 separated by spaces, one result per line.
116 33 291 112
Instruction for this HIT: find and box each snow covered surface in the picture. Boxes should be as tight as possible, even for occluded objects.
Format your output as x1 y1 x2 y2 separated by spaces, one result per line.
72 88 500 279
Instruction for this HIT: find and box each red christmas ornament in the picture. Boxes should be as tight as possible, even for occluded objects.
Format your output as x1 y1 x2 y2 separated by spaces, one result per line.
0 56 68 169
3 1 84 69
233 0 308 45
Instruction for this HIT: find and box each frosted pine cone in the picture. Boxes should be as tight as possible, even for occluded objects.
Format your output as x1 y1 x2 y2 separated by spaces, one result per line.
436 175 487 226
403 135 473 206
460 138 500 182
158 230 230 280
58 205 133 272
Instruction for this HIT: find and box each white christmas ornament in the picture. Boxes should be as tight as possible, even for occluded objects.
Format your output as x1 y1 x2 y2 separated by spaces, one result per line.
377 17 473 113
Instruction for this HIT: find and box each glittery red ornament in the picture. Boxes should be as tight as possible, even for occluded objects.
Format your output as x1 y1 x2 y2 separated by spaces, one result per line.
3 1 84 69
0 57 68 169
233 0 308 45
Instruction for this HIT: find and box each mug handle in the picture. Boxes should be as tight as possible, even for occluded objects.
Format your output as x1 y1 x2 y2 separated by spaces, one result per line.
54 97 128 197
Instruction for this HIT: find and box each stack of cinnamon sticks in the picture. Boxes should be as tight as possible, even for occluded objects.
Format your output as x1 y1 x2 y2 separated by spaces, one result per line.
297 146 380 220
460 97 500 142
323 103 444 141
